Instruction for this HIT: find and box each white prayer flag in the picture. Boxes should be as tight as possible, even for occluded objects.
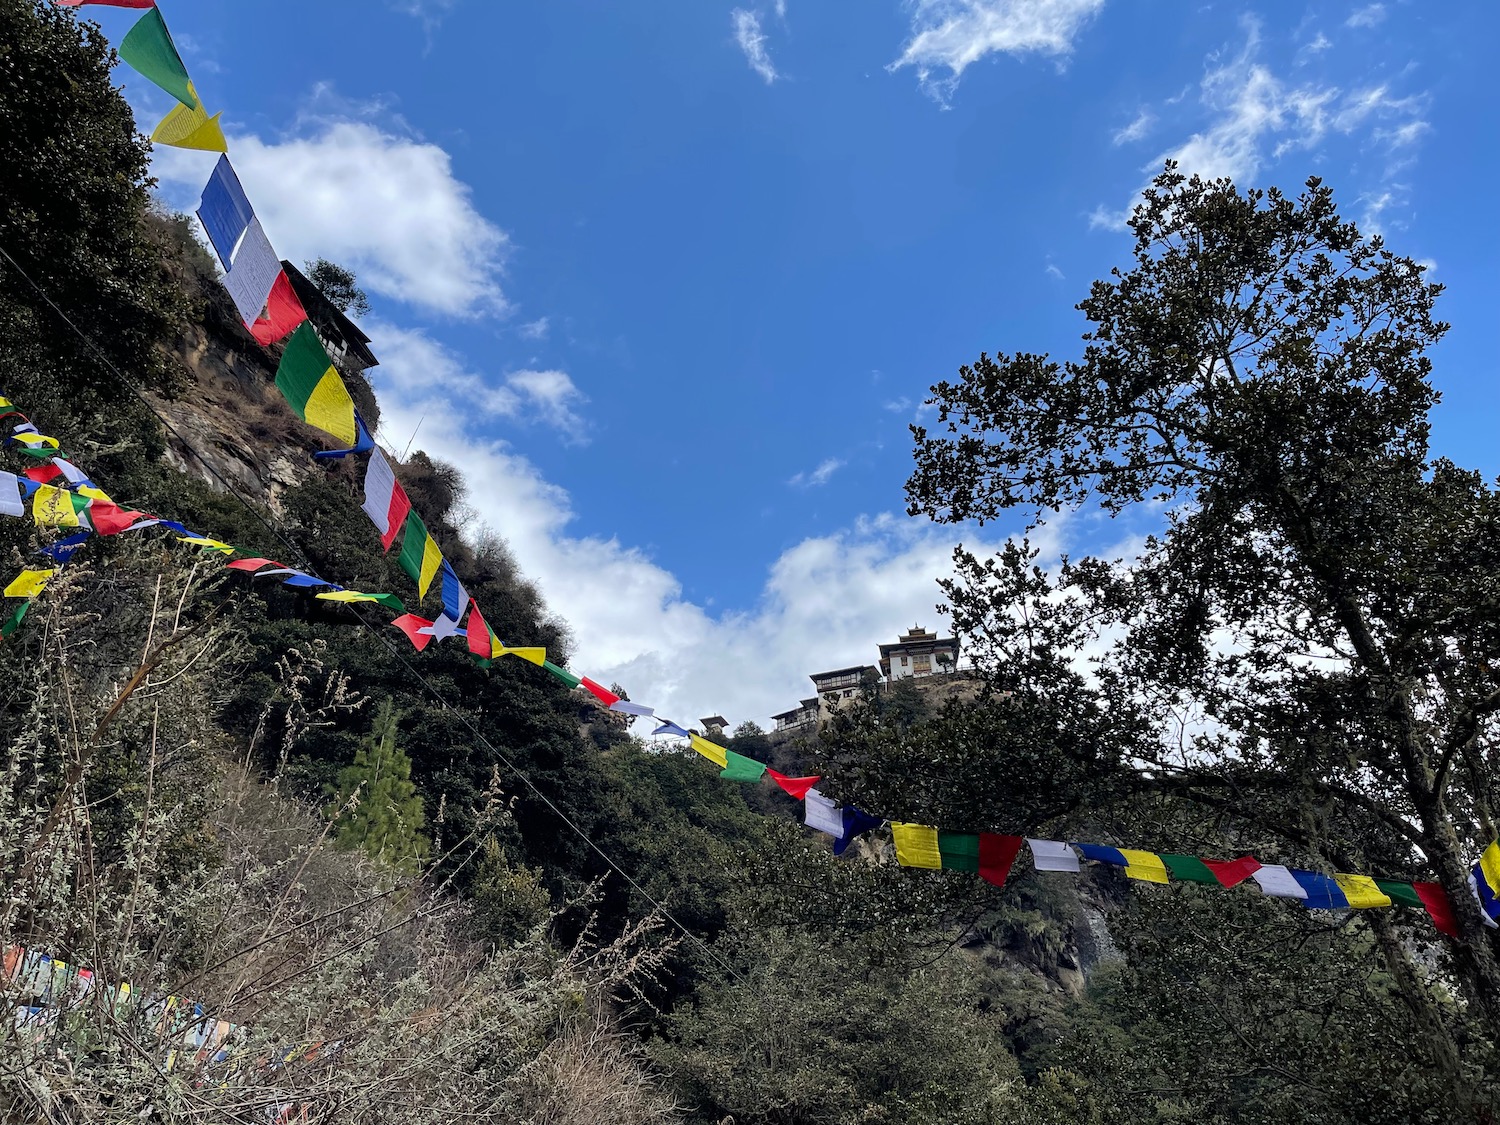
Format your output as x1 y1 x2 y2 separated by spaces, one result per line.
1027 839 1081 873
609 700 655 717
1252 864 1309 900
0 472 25 518
223 218 281 325
804 788 845 838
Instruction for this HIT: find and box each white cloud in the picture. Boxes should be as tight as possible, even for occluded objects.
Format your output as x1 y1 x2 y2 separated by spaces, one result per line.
1301 32 1333 56
891 0 1106 102
371 323 588 444
732 9 779 84
774 0 788 18
366 322 1034 726
1113 108 1153 145
883 397 914 414
788 458 846 488
518 317 551 341
1346 4 1386 29
150 119 509 319
1045 262 1065 280
1091 20 1428 230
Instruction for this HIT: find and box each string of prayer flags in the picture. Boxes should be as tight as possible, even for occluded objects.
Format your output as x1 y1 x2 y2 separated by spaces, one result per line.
391 614 435 652
4 570 54 599
765 768 820 800
688 733 728 769
0 472 23 518
1075 843 1170 884
543 661 582 689
150 83 226 153
274 323 359 447
804 788 843 837
720 750 768 783
197 157 254 270
225 219 283 331
1291 870 1348 910
118 6 198 110
1029 839 1081 873
396 510 442 599
11 429 61 458
361 449 411 552
249 271 309 346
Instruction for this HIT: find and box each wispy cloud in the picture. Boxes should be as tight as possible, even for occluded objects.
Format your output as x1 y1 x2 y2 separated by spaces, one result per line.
732 9 779 84
518 317 551 341
372 324 589 444
883 397 913 414
788 458 845 488
1346 4 1386 29
1113 108 1153 145
891 0 1107 103
1045 262 1065 280
1090 18 1428 230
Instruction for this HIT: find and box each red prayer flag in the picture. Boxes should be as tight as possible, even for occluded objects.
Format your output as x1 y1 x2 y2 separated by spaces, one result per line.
391 613 435 652
226 557 279 572
1413 881 1460 938
88 502 146 536
580 676 620 707
250 271 309 346
1201 856 1262 888
381 482 412 552
765 768 820 800
23 463 61 484
466 599 492 658
978 833 1024 887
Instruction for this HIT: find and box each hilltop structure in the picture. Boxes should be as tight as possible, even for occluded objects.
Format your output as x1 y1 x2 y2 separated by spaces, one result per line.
770 625 960 732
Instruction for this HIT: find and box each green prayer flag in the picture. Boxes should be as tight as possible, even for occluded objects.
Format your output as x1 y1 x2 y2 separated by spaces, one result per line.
396 510 430 585
720 750 768 783
542 660 581 689
1160 854 1221 885
371 593 406 612
118 8 198 110
1374 880 1425 909
275 323 334 417
1 600 29 639
938 830 980 873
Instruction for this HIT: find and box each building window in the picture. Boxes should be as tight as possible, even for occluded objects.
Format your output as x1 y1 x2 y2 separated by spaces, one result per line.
913 655 932 674
900 655 908 666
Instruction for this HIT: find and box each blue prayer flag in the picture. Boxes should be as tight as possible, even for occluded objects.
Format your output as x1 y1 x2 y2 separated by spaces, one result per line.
196 156 255 269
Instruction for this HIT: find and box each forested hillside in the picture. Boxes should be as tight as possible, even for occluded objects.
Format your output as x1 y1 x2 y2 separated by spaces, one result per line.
1 2 1495 1122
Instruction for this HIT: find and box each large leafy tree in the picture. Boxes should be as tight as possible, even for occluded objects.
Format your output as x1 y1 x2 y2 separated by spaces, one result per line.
887 167 1500 1031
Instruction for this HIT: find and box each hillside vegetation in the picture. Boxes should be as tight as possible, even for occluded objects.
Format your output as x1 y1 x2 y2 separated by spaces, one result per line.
1 2 1495 1122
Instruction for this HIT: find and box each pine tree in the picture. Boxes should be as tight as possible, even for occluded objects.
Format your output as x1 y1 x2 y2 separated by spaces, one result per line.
328 699 428 874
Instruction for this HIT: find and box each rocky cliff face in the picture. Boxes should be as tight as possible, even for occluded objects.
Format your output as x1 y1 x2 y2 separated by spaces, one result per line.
148 310 315 517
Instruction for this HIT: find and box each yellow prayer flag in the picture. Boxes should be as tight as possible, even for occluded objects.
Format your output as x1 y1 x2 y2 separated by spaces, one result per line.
1481 842 1500 897
177 535 234 553
77 485 113 503
1120 849 1171 884
688 733 728 769
4 570 54 598
493 642 548 666
304 369 359 447
417 536 443 599
316 590 378 604
12 432 59 449
150 84 228 153
1333 873 1393 909
0 396 11 409
892 823 943 869
32 485 83 527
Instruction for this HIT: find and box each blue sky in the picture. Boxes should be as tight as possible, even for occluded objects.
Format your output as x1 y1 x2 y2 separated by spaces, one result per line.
85 0 1498 727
